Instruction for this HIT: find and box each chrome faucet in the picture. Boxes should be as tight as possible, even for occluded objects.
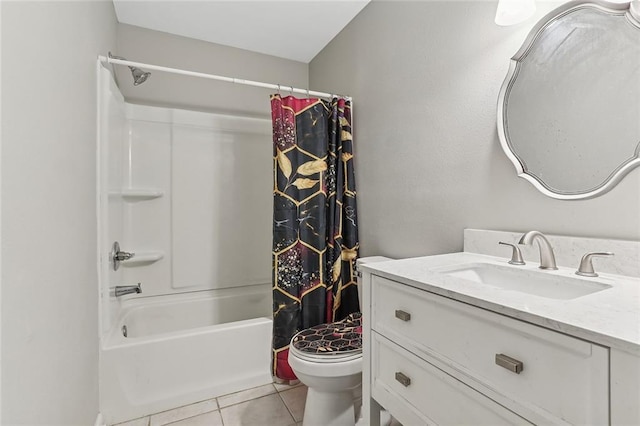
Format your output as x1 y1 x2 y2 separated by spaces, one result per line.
518 231 558 270
114 283 142 297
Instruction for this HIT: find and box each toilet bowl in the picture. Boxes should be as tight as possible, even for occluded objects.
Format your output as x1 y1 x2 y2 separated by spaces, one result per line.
289 346 362 426
288 256 391 426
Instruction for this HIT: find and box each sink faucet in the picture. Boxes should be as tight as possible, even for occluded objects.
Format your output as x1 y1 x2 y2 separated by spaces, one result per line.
114 283 142 297
518 231 558 270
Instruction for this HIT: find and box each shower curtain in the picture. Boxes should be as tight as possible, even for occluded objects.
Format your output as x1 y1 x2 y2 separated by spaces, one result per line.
270 94 359 380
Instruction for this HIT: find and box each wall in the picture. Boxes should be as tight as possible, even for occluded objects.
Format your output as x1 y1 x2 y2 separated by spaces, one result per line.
309 1 640 259
1 1 117 424
116 104 273 299
116 24 309 117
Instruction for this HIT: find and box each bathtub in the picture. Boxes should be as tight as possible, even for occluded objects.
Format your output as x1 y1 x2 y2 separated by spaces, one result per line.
100 284 273 424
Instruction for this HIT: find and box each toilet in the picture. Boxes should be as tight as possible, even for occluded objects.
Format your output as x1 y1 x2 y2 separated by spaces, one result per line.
288 256 391 426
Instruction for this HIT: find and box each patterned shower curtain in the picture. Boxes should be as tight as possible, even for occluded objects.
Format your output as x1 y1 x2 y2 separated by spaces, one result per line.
270 94 359 380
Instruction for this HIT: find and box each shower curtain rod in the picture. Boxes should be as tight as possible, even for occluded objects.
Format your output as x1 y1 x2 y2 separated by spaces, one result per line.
99 55 352 101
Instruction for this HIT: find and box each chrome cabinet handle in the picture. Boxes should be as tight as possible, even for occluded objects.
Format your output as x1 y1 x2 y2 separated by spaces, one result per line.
395 372 411 387
395 310 411 321
495 353 523 374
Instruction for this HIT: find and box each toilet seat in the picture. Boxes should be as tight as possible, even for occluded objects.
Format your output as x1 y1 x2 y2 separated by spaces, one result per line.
289 344 362 363
290 312 362 359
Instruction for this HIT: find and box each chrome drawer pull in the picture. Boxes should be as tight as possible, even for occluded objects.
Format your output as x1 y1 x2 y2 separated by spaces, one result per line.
395 310 411 321
395 372 411 387
495 353 523 374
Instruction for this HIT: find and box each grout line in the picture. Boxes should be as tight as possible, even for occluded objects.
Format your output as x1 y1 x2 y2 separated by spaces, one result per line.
218 391 280 410
161 409 220 426
276 390 297 424
149 400 219 426
144 383 292 426
217 384 278 409
274 382 302 393
111 416 151 426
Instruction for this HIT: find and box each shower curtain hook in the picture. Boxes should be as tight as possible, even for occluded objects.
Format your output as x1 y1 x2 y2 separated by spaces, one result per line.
277 84 281 96
306 88 310 99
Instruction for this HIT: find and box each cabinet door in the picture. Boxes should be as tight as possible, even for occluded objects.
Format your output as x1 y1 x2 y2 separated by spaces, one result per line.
372 333 532 426
611 348 640 425
372 275 609 424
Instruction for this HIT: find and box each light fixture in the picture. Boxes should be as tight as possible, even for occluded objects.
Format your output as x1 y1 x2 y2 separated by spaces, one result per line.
495 0 537 26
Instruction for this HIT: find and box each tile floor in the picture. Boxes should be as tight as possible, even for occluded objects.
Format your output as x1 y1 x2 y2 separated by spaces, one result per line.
113 382 307 426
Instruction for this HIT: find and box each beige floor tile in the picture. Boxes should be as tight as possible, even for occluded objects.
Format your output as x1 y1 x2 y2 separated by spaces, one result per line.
279 385 308 422
217 383 277 408
220 393 296 426
113 417 149 426
149 399 218 426
165 410 223 426
273 380 302 392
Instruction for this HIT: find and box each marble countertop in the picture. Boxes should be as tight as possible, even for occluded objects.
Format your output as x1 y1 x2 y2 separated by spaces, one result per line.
360 252 640 355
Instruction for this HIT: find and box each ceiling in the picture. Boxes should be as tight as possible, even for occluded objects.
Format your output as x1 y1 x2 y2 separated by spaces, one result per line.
112 1 370 63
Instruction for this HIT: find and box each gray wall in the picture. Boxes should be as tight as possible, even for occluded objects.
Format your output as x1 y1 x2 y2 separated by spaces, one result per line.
116 24 309 117
309 1 640 259
1 1 117 423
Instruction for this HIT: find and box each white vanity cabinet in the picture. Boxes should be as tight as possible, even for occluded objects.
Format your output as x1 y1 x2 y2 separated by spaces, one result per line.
361 271 639 426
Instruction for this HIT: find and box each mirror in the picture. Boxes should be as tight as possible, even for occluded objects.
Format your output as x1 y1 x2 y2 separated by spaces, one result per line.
497 1 640 200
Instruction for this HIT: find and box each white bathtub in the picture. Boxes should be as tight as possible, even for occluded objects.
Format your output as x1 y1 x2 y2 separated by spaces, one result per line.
100 284 273 424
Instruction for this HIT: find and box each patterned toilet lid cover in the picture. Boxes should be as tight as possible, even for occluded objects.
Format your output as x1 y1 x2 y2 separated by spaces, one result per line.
291 312 362 355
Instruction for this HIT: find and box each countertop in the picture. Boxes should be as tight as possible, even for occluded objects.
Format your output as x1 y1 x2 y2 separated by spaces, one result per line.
360 252 640 355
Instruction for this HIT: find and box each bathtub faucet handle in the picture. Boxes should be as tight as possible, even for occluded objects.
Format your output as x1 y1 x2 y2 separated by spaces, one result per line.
115 251 135 261
111 241 135 271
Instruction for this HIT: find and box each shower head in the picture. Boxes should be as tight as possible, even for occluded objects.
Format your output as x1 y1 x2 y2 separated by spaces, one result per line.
108 52 151 86
129 66 151 86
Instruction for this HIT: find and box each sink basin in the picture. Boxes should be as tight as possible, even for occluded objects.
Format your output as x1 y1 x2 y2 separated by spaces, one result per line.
433 262 612 300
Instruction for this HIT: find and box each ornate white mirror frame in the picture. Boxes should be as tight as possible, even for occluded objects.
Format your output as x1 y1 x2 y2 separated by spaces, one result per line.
497 1 640 200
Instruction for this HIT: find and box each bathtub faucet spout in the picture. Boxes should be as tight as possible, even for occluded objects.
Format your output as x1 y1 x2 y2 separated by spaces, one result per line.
114 283 142 297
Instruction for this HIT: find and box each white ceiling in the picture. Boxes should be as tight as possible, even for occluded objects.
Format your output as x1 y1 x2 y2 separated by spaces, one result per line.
112 1 370 63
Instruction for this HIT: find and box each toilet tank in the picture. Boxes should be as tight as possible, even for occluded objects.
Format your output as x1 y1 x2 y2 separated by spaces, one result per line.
356 256 392 311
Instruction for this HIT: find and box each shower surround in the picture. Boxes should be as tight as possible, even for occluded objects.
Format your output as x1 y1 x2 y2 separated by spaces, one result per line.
97 65 273 423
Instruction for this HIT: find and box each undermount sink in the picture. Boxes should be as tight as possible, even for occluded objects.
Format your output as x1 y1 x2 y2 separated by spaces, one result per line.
433 262 612 300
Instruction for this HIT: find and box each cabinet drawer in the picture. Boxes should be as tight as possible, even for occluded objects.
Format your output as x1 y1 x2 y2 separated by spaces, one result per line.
372 332 531 426
372 275 609 425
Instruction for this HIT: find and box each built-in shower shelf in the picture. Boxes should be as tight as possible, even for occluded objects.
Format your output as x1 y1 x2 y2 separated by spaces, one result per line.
119 188 164 200
122 251 164 267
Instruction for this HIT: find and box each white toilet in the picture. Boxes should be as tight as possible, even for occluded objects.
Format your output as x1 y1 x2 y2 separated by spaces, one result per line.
288 256 391 426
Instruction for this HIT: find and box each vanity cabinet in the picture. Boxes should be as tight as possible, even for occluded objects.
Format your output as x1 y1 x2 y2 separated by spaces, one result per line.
372 333 531 425
362 274 622 425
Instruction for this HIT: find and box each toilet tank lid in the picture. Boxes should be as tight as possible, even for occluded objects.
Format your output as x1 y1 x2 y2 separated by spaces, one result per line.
356 256 392 266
